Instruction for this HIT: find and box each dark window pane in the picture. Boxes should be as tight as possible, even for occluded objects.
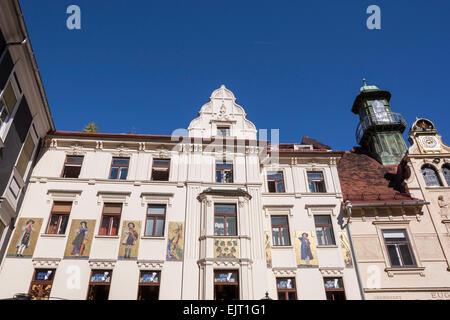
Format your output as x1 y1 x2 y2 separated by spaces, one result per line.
314 215 331 225
226 217 237 236
281 227 291 246
271 216 288 225
153 159 170 167
109 167 119 179
59 215 69 234
62 165 81 178
386 244 401 266
276 180 285 193
215 204 236 214
278 292 286 300
112 158 129 165
287 292 296 300
214 217 225 236
155 218 165 236
119 168 128 180
66 156 83 164
148 206 166 215
422 165 442 186
268 181 276 193
325 227 335 245
399 244 415 266
442 165 450 186
145 218 155 236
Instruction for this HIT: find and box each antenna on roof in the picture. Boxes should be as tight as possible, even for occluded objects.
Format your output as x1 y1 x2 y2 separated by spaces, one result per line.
362 78 367 87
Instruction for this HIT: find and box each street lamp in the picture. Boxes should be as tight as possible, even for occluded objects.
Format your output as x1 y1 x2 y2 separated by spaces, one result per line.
344 200 366 300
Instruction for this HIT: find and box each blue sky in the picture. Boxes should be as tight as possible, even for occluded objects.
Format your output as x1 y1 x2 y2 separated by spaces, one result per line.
20 0 450 151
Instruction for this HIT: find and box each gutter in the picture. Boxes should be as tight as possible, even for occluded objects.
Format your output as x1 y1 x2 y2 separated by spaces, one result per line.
12 0 55 131
348 201 429 208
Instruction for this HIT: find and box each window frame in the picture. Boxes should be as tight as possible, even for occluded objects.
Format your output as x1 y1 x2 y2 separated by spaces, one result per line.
214 204 238 236
99 203 122 236
323 277 346 300
144 205 166 237
213 269 240 300
215 160 234 183
421 164 443 187
61 155 84 178
217 126 230 137
0 70 22 142
270 215 291 246
151 158 171 181
86 270 113 300
382 229 417 268
276 277 297 300
267 171 286 193
45 201 72 235
307 171 326 193
314 215 336 246
109 157 130 180
28 268 56 300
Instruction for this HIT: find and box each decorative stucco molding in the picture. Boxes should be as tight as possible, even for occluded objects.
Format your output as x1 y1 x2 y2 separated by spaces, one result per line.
272 267 297 276
385 267 425 278
89 259 117 269
96 191 131 206
319 267 344 276
305 204 337 216
137 260 165 270
140 192 174 207
32 258 61 268
47 189 82 205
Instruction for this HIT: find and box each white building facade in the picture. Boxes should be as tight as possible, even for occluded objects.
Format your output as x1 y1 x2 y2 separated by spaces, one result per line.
0 86 360 300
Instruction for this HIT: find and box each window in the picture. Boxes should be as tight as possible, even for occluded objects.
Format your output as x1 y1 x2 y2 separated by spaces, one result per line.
382 229 416 267
99 203 122 236
16 133 36 178
443 164 450 186
307 171 326 193
267 171 285 193
214 270 239 300
216 161 233 183
109 157 129 180
46 202 72 235
145 205 166 237
138 271 160 300
217 126 230 137
0 82 17 128
314 215 335 246
214 204 237 236
151 159 170 181
421 164 442 187
28 269 55 300
271 216 291 246
276 278 297 300
61 155 84 178
323 277 346 300
87 270 112 300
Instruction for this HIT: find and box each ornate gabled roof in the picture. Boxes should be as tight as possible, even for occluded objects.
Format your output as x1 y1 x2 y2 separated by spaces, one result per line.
188 85 257 140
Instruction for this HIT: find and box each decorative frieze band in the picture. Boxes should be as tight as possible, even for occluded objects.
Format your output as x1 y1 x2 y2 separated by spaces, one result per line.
32 258 61 268
137 260 165 270
89 259 116 269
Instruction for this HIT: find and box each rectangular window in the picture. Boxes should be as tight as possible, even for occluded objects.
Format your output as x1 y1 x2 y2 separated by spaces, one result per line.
382 229 416 267
216 161 233 183
87 270 112 300
99 203 122 236
0 82 17 127
276 278 297 300
314 215 335 246
217 127 230 137
16 133 36 178
214 270 239 300
138 271 160 300
46 202 72 235
145 205 166 237
307 171 326 193
61 155 84 178
271 216 291 246
109 157 129 180
151 159 170 181
214 204 237 236
323 277 346 300
28 269 55 300
267 171 285 193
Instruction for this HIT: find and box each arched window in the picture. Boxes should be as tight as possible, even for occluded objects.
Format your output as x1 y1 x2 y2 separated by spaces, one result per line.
443 164 450 186
421 165 443 187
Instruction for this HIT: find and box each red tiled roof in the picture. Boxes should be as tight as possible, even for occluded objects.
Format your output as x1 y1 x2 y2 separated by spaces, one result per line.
337 148 420 205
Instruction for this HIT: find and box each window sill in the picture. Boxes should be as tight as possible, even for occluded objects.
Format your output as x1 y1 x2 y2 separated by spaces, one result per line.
317 245 338 248
385 266 425 277
40 233 66 238
95 235 120 239
271 245 293 249
141 236 165 240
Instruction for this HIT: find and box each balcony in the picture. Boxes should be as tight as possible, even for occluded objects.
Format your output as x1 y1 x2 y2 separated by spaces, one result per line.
356 112 406 144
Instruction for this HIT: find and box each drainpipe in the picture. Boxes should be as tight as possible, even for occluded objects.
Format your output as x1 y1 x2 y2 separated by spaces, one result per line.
344 200 366 300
